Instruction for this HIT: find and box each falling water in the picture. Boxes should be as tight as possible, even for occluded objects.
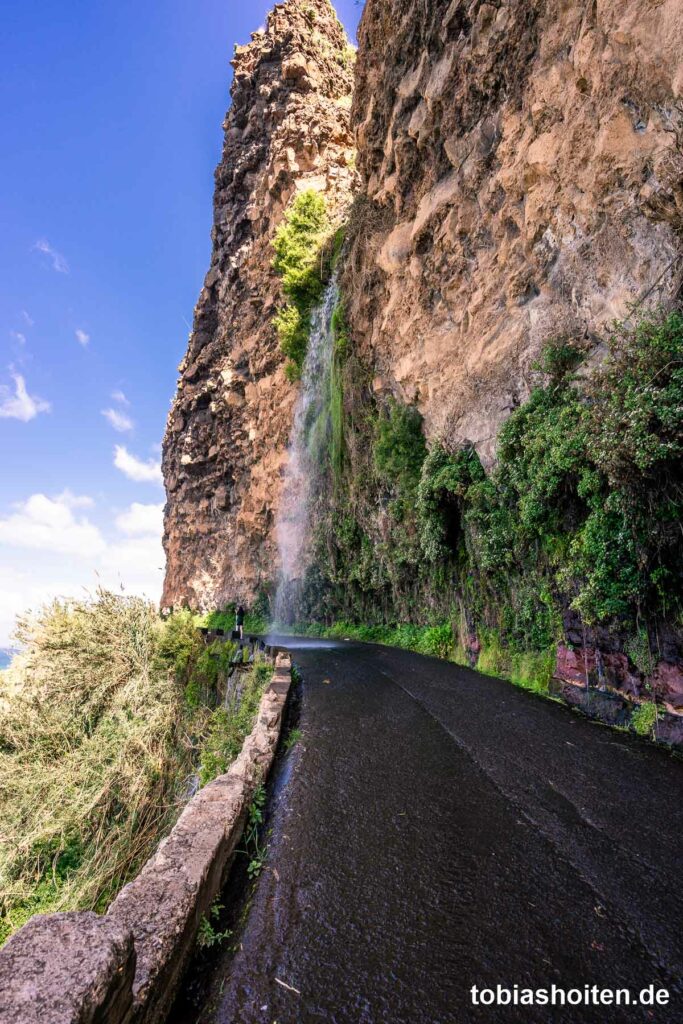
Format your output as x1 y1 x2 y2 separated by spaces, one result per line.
273 276 339 624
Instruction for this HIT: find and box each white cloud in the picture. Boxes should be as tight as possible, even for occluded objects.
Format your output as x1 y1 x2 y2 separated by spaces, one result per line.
102 407 134 433
75 329 90 347
0 495 166 645
111 389 129 405
55 489 95 509
113 445 162 485
115 502 164 536
0 493 105 557
21 311 35 327
33 238 69 274
100 534 165 578
10 331 26 346
0 373 51 422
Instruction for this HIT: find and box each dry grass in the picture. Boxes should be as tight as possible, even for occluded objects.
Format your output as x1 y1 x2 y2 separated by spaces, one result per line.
0 590 268 944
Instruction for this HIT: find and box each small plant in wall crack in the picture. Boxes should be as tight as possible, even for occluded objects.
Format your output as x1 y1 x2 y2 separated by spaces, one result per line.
284 727 303 753
240 784 268 879
197 899 233 949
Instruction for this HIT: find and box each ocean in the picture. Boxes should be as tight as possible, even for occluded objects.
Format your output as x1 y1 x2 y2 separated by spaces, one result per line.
0 649 15 670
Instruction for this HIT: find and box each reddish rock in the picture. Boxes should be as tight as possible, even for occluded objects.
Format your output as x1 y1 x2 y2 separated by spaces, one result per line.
652 661 683 711
0 912 135 1024
555 643 644 698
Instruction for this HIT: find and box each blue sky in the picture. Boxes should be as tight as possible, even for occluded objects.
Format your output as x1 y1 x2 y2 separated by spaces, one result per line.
0 0 362 644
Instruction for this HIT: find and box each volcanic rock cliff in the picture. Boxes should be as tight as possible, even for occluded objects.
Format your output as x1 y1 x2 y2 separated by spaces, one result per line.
346 0 683 465
163 0 683 726
161 0 355 610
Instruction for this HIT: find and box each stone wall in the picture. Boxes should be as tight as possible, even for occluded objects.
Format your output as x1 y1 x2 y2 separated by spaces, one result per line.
0 653 292 1024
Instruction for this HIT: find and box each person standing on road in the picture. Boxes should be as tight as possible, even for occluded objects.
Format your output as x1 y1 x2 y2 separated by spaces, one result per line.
236 604 245 640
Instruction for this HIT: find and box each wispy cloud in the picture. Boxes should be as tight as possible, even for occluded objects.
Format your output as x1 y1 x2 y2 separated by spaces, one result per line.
111 389 129 405
33 238 69 274
55 489 95 509
10 331 26 346
115 502 164 536
75 328 90 347
113 445 162 485
21 311 35 327
102 407 134 433
0 373 51 422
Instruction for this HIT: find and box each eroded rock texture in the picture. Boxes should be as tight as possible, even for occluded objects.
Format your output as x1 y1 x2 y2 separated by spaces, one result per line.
348 0 683 464
162 0 355 610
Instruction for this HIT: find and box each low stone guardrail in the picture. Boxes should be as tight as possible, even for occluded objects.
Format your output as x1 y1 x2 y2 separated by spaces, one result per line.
0 651 293 1024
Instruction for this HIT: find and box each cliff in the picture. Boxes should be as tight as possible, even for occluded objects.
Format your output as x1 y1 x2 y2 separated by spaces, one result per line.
162 0 683 728
347 0 683 465
161 0 355 611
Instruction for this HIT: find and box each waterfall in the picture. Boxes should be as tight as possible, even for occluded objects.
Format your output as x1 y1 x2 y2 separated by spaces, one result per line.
273 276 339 624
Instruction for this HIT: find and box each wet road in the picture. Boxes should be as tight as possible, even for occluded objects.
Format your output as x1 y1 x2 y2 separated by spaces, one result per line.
195 638 682 1023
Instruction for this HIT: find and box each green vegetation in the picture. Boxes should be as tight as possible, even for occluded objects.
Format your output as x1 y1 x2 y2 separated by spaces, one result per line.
197 899 232 949
240 784 267 880
284 727 303 753
338 44 356 70
200 599 269 637
298 306 683 705
198 660 273 786
273 190 331 380
0 590 270 945
279 620 455 661
630 700 658 738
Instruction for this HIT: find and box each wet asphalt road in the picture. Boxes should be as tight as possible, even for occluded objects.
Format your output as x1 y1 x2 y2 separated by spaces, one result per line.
194 638 682 1024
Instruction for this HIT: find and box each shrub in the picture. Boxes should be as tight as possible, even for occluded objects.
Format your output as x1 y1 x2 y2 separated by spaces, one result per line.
418 444 485 561
197 658 271 786
630 700 658 737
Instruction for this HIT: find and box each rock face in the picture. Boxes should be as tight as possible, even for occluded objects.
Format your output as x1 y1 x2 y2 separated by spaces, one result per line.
162 0 355 611
163 0 683 612
347 0 683 465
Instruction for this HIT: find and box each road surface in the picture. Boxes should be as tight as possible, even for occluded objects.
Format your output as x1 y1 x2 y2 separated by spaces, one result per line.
177 637 683 1023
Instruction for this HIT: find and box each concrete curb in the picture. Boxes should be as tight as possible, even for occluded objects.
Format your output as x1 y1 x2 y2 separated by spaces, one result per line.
0 652 292 1024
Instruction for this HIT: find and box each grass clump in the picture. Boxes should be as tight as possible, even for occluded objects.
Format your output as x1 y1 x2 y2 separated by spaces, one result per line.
0 590 270 945
273 190 331 380
284 727 303 753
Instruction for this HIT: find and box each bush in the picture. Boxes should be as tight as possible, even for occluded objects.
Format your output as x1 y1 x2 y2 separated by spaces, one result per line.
198 658 271 786
630 700 658 737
